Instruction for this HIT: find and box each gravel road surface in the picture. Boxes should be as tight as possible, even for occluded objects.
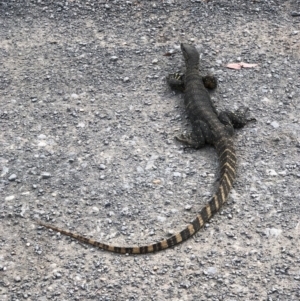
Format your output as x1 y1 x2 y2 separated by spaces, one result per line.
1 1 300 300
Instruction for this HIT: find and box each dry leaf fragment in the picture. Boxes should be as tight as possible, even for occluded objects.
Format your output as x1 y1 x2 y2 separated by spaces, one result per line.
153 179 161 184
240 62 258 68
226 62 258 69
226 63 242 70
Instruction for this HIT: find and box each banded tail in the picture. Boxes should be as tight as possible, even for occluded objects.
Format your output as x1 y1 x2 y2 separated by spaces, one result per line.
36 138 236 254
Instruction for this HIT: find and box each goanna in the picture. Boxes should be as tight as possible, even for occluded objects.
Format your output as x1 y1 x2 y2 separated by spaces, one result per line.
36 43 252 254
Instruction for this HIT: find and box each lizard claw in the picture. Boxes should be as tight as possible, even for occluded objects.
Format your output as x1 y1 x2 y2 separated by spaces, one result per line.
246 117 256 123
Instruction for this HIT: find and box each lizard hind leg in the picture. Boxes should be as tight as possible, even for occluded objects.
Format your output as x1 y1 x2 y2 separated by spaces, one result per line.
175 120 211 149
175 133 200 149
219 107 255 130
175 131 205 149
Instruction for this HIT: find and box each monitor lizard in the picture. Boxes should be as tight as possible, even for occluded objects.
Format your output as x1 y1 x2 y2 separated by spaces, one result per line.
35 43 252 254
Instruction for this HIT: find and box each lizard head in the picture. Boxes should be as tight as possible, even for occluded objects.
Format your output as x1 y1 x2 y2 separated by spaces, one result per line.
180 43 199 67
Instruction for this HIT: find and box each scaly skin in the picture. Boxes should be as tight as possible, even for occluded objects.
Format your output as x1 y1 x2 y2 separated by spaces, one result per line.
36 43 249 254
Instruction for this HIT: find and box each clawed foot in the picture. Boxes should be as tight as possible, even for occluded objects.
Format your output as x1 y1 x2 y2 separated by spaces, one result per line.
175 133 194 144
238 107 257 124
167 73 185 92
175 134 203 149
246 117 256 123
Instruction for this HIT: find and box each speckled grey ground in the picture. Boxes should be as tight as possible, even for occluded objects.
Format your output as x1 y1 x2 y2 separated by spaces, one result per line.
1 1 300 300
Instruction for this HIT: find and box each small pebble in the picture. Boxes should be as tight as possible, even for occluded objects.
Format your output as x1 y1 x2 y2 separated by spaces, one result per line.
41 172 52 179
110 56 118 61
270 121 279 128
8 174 17 181
291 12 300 17
5 195 15 201
185 205 192 211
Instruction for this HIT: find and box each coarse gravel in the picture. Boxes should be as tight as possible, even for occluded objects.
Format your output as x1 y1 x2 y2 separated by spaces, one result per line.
0 1 300 300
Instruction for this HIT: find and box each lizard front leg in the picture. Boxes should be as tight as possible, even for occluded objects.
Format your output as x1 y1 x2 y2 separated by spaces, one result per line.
202 75 217 90
167 73 185 91
167 73 217 91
